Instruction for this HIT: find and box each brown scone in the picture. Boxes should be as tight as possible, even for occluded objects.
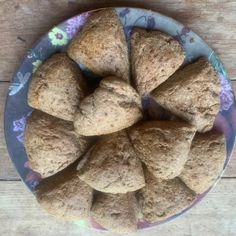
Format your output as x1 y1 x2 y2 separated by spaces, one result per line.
77 130 145 193
128 121 196 179
180 131 226 194
28 53 87 121
91 192 138 233
131 28 185 95
74 76 143 136
137 170 196 223
24 111 91 178
151 58 221 132
67 9 129 82
35 163 93 221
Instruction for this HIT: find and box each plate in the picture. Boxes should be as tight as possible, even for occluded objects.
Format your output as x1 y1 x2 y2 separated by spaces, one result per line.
4 7 236 230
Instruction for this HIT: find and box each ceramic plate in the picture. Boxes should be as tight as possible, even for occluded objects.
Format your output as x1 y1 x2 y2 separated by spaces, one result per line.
4 7 236 230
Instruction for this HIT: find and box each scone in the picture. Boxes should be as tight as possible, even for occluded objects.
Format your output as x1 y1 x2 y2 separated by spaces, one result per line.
35 162 93 220
24 111 91 178
128 121 196 179
91 192 138 233
180 131 226 194
28 53 87 121
151 58 221 132
67 9 130 82
137 170 196 223
77 130 145 193
131 28 185 95
74 76 142 136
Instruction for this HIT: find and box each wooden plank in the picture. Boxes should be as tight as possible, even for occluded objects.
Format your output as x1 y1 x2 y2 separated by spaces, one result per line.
0 83 19 180
0 0 236 82
0 81 236 179
0 179 235 236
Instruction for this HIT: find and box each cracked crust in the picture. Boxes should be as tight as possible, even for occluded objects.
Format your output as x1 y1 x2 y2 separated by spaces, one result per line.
28 53 88 121
131 28 185 95
151 58 221 132
77 130 145 193
128 121 196 179
24 110 91 178
74 76 143 136
91 192 138 233
35 163 93 220
180 131 226 194
137 170 196 223
67 9 130 82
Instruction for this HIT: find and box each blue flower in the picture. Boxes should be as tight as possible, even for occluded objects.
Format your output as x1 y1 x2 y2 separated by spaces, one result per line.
147 16 155 29
13 117 26 132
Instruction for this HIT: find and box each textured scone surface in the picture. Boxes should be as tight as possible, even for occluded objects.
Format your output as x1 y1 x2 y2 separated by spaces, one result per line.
77 130 145 193
131 28 185 95
24 111 90 178
180 131 226 194
28 53 87 121
74 76 143 136
67 9 130 82
137 170 196 223
35 163 93 220
91 193 138 233
128 121 196 179
151 58 221 132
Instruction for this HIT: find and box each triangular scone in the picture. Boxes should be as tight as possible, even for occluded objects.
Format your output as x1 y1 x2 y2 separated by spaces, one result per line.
128 121 196 179
35 163 93 221
74 76 142 136
137 170 196 223
67 9 130 82
24 111 91 178
77 130 145 193
131 28 185 95
91 193 138 233
28 53 87 121
180 131 226 194
151 58 221 132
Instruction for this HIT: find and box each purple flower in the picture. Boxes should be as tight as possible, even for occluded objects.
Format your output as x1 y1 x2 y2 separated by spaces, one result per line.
119 8 130 18
147 16 155 29
13 116 26 132
17 133 24 143
66 13 90 39
219 73 234 111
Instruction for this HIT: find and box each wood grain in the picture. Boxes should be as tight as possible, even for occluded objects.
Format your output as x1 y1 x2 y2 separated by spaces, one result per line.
0 179 235 236
0 0 236 82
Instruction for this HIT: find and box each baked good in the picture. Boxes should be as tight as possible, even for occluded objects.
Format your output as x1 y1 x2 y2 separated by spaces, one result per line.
91 192 138 233
180 131 226 193
35 163 93 220
128 121 196 179
74 76 142 136
151 58 221 132
28 53 87 121
77 130 145 193
67 9 130 82
24 111 91 178
137 170 196 223
131 28 185 95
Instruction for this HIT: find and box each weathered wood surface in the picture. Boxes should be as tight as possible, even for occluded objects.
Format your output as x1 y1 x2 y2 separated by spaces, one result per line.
0 0 236 235
0 179 236 236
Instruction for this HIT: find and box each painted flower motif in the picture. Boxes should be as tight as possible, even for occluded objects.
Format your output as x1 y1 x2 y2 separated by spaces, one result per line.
219 73 234 111
66 13 90 39
24 161 42 189
48 27 68 46
13 116 26 132
147 16 155 29
9 72 31 96
17 133 24 143
173 27 191 45
32 60 42 73
119 8 130 18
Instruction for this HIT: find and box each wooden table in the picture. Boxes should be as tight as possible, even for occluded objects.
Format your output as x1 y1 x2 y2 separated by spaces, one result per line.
0 1 236 235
